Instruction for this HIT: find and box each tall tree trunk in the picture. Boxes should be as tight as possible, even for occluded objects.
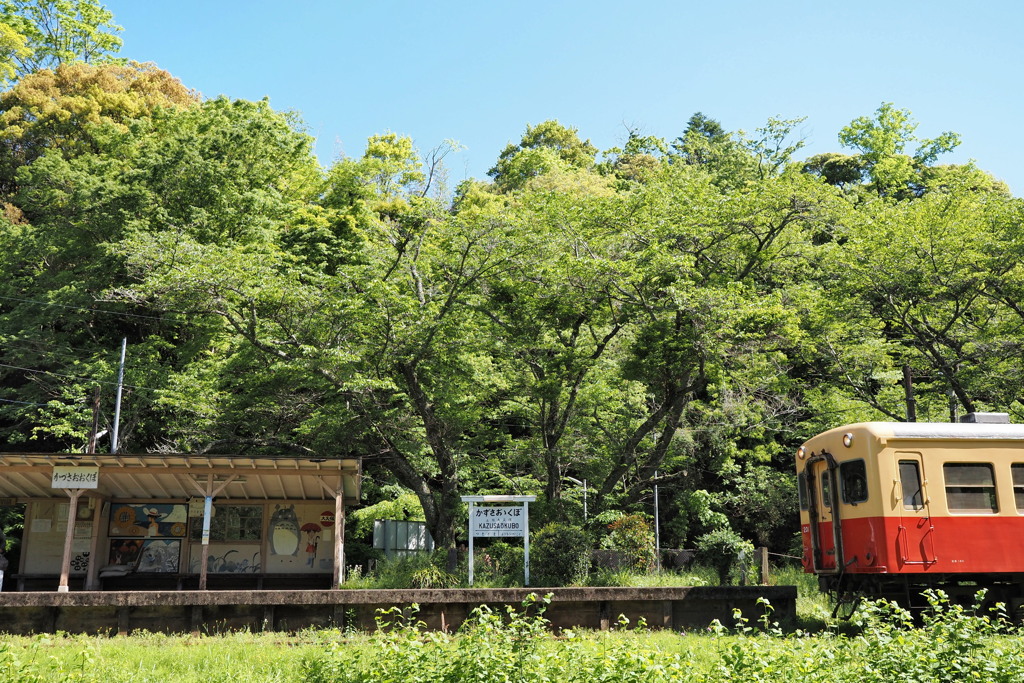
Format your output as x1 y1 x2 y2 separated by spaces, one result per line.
398 361 462 568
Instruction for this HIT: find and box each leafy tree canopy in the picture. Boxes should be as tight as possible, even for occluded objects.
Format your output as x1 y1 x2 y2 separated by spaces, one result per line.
488 120 598 191
837 102 961 197
0 0 123 77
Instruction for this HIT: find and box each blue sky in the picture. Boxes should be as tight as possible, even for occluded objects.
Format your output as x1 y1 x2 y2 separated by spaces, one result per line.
104 1 1023 194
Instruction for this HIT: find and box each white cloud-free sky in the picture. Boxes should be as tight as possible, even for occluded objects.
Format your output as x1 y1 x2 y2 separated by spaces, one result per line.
105 0 1023 193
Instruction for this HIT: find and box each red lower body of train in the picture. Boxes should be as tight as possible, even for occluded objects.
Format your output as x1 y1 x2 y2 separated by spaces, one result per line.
802 515 1024 610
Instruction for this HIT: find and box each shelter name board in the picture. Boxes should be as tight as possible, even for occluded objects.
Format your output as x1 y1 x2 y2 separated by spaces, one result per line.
51 466 99 489
470 505 525 537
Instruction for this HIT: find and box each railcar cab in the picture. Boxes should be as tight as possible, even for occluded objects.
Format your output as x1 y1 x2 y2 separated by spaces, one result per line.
796 424 888 581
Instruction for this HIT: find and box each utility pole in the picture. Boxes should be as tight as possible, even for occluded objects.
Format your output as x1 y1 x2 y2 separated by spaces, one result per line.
111 337 126 453
85 387 101 454
902 365 917 422
654 470 661 572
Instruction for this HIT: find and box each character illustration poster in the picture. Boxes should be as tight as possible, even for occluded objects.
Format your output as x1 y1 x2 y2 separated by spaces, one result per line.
109 504 188 538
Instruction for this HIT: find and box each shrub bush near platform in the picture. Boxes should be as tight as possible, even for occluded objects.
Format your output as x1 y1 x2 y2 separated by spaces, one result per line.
529 522 592 586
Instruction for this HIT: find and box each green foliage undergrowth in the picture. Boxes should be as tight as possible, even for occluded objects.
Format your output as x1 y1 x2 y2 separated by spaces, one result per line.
695 528 755 585
2 590 1023 682
302 594 696 682
529 522 591 586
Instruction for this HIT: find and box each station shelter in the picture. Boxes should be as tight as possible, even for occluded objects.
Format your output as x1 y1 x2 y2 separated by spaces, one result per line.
0 453 361 591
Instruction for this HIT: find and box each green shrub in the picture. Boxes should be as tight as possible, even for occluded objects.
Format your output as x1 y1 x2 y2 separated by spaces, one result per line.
474 540 525 586
344 550 455 589
409 563 458 589
603 513 656 571
530 522 591 586
850 589 1024 682
695 528 754 585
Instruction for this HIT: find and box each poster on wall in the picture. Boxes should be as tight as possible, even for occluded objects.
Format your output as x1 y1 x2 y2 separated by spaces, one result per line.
188 545 261 573
264 504 335 573
109 539 144 566
109 504 188 538
135 539 181 573
108 538 181 572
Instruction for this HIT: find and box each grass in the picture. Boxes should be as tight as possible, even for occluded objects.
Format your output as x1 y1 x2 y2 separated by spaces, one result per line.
4 590 1022 682
0 631 317 682
0 556 862 681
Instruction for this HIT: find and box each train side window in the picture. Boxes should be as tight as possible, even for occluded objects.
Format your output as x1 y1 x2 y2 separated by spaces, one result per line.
820 473 832 508
943 463 997 513
840 460 868 504
798 471 809 510
1012 464 1024 512
898 460 924 511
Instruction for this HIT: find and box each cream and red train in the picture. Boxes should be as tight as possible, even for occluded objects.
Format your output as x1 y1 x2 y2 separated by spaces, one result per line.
796 414 1024 611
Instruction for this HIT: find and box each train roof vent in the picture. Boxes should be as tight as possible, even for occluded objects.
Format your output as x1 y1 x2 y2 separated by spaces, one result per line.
960 412 1010 424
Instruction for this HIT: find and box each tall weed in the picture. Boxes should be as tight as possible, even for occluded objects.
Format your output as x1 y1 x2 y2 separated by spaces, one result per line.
850 589 1024 682
302 593 695 682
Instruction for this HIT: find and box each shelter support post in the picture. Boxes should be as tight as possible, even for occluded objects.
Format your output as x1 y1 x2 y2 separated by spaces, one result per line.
85 498 107 590
314 475 348 588
58 489 84 592
199 495 212 590
188 474 236 591
523 500 530 586
334 487 345 587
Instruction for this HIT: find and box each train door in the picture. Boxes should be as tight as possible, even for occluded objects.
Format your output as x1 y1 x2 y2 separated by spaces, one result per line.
894 451 936 566
805 454 839 572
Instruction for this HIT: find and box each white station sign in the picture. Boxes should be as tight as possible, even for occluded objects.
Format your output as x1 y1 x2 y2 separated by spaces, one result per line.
470 505 526 537
51 466 99 489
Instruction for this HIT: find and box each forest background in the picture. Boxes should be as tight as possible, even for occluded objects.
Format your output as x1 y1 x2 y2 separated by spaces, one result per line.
1 1 1022 566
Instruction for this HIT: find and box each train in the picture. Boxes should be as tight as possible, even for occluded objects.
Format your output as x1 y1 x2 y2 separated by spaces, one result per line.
795 413 1024 616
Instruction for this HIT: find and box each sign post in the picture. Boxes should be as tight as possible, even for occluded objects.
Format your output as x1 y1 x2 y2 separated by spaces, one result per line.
51 465 99 592
461 495 536 586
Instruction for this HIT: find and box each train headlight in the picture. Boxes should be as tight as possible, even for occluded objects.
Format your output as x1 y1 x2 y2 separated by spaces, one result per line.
843 433 854 448
797 446 806 459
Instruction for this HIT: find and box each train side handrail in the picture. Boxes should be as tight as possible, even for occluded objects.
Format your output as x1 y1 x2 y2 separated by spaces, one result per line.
805 450 844 575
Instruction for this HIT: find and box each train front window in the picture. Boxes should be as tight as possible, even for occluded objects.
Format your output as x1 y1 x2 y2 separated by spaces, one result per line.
820 473 832 508
898 460 924 511
943 463 997 513
1012 464 1024 512
840 460 868 504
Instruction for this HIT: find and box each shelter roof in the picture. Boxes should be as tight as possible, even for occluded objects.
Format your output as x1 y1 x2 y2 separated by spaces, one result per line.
0 453 361 502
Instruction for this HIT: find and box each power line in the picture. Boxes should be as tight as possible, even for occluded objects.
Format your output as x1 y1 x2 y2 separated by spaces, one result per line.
0 294 198 324
0 362 161 393
0 398 49 407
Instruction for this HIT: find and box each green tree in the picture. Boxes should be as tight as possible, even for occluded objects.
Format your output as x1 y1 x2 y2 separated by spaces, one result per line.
744 116 807 179
802 152 865 189
488 120 597 191
838 102 960 197
476 170 630 505
0 61 196 195
0 63 197 451
671 112 729 166
591 165 839 509
668 112 756 186
0 87 317 453
0 0 123 77
815 174 1022 421
0 21 29 84
119 134 521 555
